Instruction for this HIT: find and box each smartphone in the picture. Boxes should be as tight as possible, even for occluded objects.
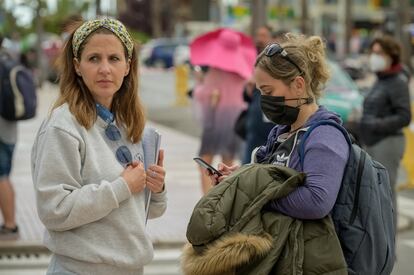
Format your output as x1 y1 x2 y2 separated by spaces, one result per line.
193 157 223 177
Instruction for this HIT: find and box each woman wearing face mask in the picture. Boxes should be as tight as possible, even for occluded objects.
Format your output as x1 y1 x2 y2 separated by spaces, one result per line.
210 33 350 220
360 36 411 228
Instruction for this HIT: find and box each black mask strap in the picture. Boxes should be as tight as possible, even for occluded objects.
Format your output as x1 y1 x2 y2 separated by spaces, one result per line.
284 97 314 106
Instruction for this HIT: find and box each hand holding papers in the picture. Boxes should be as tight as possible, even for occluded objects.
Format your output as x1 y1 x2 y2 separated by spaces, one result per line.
142 128 162 225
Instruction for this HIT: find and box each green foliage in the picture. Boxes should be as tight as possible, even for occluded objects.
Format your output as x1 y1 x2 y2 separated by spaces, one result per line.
43 0 90 34
0 7 26 35
381 0 391 6
1 0 89 36
128 29 150 45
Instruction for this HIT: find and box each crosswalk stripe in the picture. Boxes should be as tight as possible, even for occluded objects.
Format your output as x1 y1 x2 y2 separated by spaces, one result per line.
401 239 414 248
398 196 414 220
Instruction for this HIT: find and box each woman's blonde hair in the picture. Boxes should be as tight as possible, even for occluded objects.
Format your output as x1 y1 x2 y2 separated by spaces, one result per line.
255 33 330 99
54 23 145 143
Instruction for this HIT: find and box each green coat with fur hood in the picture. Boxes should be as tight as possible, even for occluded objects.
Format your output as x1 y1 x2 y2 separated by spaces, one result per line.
182 164 347 275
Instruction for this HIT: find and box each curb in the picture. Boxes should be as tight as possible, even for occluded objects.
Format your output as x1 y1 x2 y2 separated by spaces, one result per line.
153 241 186 250
0 241 47 254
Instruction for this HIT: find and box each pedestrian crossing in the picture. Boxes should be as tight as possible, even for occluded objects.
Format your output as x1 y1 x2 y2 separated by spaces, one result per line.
0 246 184 275
398 196 414 221
0 250 49 275
401 239 414 249
145 246 183 275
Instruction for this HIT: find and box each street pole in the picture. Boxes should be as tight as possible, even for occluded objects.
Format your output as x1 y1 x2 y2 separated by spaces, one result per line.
116 0 126 18
96 0 102 16
344 0 352 55
395 0 412 70
337 0 353 59
300 0 309 35
152 0 162 38
251 0 267 36
219 0 227 25
313 0 324 36
35 0 45 86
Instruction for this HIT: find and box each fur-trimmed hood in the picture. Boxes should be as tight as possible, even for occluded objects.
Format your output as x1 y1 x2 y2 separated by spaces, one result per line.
181 233 272 275
182 164 347 275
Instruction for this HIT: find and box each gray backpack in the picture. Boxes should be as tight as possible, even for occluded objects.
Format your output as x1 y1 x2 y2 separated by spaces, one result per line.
0 52 37 121
299 120 395 275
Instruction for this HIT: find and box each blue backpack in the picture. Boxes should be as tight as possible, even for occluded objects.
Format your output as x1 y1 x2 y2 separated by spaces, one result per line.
299 120 395 275
0 52 37 121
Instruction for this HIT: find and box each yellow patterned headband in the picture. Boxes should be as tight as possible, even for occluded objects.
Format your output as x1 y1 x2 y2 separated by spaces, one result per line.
72 18 134 59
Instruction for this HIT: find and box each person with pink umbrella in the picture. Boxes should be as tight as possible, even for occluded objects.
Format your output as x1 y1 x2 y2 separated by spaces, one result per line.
190 28 256 194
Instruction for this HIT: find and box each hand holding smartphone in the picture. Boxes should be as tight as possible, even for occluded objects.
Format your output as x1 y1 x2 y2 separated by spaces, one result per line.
193 157 223 177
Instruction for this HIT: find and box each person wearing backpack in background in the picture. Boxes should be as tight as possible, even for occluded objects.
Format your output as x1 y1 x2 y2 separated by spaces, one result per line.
0 34 19 240
240 25 275 164
208 33 395 274
359 35 411 232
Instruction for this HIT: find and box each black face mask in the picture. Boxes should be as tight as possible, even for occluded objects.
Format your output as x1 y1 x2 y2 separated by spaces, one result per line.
260 95 313 125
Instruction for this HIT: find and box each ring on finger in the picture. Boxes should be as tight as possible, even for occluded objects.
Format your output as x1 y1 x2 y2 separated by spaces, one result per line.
151 170 157 178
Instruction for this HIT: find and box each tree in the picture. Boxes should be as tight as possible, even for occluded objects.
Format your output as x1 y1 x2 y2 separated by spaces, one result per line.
43 0 90 34
0 0 27 36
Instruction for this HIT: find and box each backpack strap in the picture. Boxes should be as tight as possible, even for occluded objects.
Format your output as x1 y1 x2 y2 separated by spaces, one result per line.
298 120 352 169
350 149 366 225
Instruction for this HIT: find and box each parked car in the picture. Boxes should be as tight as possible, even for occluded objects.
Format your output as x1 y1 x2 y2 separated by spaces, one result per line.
321 60 363 123
141 38 188 68
320 60 364 143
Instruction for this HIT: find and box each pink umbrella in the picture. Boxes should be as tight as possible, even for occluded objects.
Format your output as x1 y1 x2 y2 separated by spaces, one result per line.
190 28 256 80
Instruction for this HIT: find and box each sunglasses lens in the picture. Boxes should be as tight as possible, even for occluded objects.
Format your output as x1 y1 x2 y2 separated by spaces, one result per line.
105 125 122 141
265 44 281 56
116 146 132 164
264 44 302 75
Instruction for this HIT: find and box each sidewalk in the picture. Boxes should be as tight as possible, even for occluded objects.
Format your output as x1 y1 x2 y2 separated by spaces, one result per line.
0 82 412 250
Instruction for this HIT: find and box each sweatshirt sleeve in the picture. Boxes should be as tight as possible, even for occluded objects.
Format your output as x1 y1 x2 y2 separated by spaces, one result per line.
32 126 132 232
269 126 349 219
148 188 167 219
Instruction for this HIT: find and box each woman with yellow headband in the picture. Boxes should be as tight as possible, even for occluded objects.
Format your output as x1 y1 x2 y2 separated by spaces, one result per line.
31 18 167 274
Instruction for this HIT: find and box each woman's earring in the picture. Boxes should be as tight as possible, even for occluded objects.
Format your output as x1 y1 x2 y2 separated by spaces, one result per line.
77 71 81 76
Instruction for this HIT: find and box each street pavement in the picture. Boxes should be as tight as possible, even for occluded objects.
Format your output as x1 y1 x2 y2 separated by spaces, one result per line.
1 69 414 274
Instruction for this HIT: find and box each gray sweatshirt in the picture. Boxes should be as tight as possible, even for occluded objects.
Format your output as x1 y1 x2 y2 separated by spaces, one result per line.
31 104 167 273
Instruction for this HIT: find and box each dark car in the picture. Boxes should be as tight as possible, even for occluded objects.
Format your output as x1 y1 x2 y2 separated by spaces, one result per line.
141 38 188 68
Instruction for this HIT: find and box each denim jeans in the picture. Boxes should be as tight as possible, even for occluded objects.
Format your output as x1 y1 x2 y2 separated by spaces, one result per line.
0 140 15 178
